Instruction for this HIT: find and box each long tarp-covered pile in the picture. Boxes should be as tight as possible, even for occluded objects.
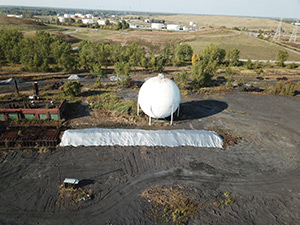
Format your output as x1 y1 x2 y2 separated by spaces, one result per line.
60 128 223 148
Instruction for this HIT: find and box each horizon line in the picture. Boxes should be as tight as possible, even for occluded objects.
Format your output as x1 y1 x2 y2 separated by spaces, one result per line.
0 5 298 20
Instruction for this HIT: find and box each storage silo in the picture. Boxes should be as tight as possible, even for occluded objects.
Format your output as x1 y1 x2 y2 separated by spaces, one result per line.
137 74 181 125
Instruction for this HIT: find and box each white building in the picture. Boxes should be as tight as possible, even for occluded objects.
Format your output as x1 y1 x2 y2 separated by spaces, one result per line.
129 24 139 29
151 23 164 30
144 19 150 23
183 26 189 31
82 19 95 24
85 14 93 19
64 14 71 18
58 16 65 23
97 19 106 25
75 13 83 18
7 14 23 18
295 22 300 26
189 21 194 26
167 24 180 31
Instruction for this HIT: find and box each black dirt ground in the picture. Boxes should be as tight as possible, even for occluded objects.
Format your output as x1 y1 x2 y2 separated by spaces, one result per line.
0 92 300 224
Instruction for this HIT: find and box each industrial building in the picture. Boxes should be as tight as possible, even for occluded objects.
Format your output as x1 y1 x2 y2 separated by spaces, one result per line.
167 24 180 31
82 19 95 24
151 23 164 30
97 19 106 25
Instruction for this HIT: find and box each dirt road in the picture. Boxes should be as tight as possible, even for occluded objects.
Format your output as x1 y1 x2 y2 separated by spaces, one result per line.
0 92 300 224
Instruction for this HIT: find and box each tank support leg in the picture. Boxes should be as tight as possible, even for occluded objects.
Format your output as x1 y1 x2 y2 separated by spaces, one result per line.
177 104 180 117
149 116 151 126
170 105 174 125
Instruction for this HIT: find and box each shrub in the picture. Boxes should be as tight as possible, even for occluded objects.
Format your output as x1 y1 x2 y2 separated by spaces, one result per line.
277 50 289 67
64 81 82 97
287 62 298 69
114 61 131 87
225 48 240 66
244 59 254 69
192 44 225 89
225 67 233 75
38 147 50 154
174 70 189 89
274 81 296 96
175 43 193 62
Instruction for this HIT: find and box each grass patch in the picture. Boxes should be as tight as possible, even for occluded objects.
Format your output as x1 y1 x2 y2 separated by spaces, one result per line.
140 186 198 224
155 14 294 32
62 27 119 42
87 92 137 116
187 33 300 61
56 185 93 210
38 146 50 154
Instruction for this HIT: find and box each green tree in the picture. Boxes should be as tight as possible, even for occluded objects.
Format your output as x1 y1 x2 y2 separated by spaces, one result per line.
191 44 222 89
244 59 253 69
161 44 174 66
121 20 129 29
20 31 54 72
192 60 217 88
174 69 189 89
226 48 240 66
149 54 165 72
175 43 193 63
201 44 226 65
277 50 289 67
114 61 131 87
105 19 110 26
64 80 82 97
91 63 107 84
0 29 24 63
116 21 122 30
78 40 94 70
51 38 74 72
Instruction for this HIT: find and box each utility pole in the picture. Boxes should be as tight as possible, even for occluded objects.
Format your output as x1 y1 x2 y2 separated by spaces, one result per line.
289 21 298 42
273 19 282 41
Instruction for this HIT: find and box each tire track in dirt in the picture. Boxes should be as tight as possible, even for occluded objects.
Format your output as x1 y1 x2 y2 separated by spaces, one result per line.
67 165 300 224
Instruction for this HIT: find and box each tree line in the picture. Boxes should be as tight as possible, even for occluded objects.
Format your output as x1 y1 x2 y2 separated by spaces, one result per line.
0 29 240 88
0 29 193 74
1 29 290 89
0 30 74 72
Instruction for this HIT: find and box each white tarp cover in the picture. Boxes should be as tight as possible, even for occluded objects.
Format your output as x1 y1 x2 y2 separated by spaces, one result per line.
68 75 81 80
60 128 223 148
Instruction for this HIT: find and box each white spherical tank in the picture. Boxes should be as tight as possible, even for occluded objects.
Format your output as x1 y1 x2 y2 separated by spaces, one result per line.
138 74 181 119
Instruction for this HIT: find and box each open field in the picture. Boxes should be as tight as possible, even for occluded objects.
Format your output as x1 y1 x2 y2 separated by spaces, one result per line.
63 27 119 42
63 28 300 61
187 32 300 61
156 14 295 32
0 15 299 61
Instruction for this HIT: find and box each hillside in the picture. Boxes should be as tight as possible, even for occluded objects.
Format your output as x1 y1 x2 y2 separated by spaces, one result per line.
156 14 294 32
0 16 52 31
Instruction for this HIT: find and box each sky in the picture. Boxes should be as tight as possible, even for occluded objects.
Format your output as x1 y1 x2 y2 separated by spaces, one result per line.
1 0 300 18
